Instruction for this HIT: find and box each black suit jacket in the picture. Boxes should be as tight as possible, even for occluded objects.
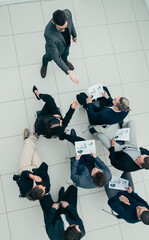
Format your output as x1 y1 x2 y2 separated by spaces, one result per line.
40 195 85 240
87 97 128 125
17 162 50 197
109 147 149 172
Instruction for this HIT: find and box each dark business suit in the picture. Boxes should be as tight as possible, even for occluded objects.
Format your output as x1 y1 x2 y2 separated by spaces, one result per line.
42 9 77 74
40 185 85 240
109 147 149 172
77 86 128 125
71 156 112 188
14 162 50 197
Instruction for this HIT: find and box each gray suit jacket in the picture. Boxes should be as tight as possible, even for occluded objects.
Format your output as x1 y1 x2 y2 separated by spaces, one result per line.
71 156 112 189
44 9 77 74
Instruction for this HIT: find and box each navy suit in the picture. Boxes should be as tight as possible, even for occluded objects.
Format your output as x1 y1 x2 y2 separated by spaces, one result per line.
108 191 149 224
109 147 149 172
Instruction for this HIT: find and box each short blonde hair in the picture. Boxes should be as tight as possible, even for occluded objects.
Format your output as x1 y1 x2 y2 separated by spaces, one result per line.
117 97 130 112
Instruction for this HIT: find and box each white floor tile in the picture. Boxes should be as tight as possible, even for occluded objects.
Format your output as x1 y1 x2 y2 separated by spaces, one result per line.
20 63 58 98
0 67 23 102
142 168 149 181
138 21 149 49
8 206 49 240
48 163 72 202
36 136 70 166
144 180 149 201
1 174 39 212
103 0 135 24
123 81 149 115
9 2 44 34
79 191 118 231
0 36 17 68
85 55 120 87
116 51 149 84
54 58 89 93
134 181 148 201
120 221 149 240
73 0 106 27
0 214 11 240
59 91 88 126
79 26 113 57
132 0 149 21
130 113 149 146
0 100 28 138
0 136 23 175
145 50 149 68
14 32 44 65
109 22 142 53
0 6 12 36
87 225 122 240
0 178 6 214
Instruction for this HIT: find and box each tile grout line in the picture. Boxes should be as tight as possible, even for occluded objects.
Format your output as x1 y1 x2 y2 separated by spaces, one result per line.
130 0 149 74
0 176 12 240
7 5 31 132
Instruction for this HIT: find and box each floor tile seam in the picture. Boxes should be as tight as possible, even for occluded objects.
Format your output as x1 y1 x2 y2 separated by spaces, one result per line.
71 0 91 86
0 30 44 38
1 49 149 70
3 205 40 215
101 0 126 97
7 5 31 131
130 0 149 74
0 177 12 240
85 222 120 233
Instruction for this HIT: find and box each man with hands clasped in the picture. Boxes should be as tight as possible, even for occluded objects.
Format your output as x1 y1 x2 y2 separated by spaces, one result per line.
40 185 85 240
13 128 50 200
105 172 149 224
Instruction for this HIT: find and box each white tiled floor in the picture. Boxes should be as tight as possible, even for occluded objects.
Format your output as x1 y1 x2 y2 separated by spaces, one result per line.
0 0 149 240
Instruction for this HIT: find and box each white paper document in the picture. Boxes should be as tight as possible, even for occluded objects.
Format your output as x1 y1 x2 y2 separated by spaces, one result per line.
75 140 96 156
88 83 104 100
115 128 130 141
109 176 129 191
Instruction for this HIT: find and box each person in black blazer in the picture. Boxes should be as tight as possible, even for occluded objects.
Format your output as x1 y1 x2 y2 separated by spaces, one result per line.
91 120 149 172
41 9 78 84
77 86 130 126
33 86 78 139
40 185 85 240
105 172 149 224
13 129 50 200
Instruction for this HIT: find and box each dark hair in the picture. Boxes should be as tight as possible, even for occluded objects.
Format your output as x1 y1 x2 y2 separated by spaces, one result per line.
116 97 130 112
26 187 44 201
53 10 67 26
91 171 107 187
35 115 63 139
63 226 82 240
141 156 149 169
140 211 149 225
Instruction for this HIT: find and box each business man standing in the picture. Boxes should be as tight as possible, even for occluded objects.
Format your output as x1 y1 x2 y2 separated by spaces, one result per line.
41 9 79 84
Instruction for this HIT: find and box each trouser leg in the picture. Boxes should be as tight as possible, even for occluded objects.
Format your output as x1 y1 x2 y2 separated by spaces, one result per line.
121 120 138 149
105 172 134 199
39 94 59 115
19 136 39 174
61 46 70 62
63 133 85 145
42 54 52 67
64 185 78 208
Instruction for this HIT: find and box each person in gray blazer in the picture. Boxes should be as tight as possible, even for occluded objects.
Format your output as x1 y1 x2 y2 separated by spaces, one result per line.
41 9 79 84
62 129 112 189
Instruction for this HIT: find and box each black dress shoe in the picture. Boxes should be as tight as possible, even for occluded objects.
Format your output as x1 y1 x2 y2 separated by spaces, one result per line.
65 61 74 70
88 126 97 134
40 66 47 78
58 187 65 201
70 129 77 137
